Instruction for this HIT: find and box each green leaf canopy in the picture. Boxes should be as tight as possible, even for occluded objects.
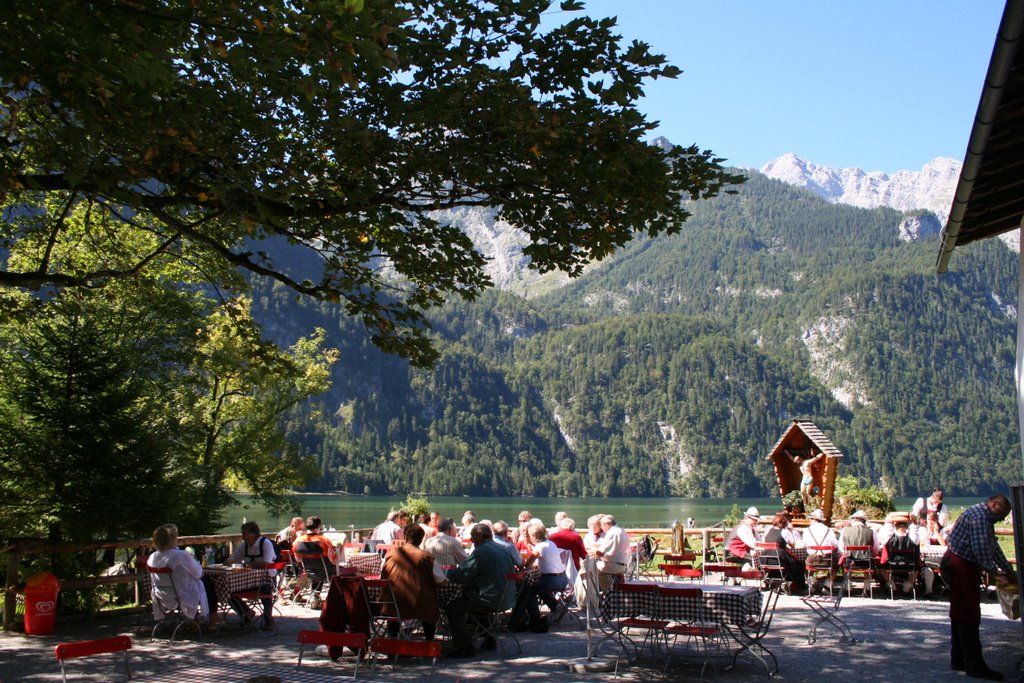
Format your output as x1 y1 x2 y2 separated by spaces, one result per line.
0 0 742 365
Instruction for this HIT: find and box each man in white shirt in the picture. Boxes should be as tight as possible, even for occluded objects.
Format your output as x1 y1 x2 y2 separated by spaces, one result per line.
424 518 469 568
594 515 630 590
725 507 762 568
802 509 838 594
372 510 407 543
912 488 949 528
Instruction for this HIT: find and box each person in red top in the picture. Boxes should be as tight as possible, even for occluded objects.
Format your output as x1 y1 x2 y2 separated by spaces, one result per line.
549 516 587 570
292 515 338 565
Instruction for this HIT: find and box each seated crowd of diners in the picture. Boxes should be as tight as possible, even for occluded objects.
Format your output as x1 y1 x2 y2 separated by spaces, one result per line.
725 492 952 597
146 508 636 658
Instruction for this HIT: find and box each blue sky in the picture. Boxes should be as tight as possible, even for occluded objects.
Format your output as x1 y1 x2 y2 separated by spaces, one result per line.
574 1 1006 174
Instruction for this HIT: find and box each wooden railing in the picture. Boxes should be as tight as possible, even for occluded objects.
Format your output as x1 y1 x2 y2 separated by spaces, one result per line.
1 529 376 630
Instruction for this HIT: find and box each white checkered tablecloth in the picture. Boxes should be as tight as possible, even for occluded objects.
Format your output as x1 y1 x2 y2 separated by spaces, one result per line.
201 567 272 604
601 583 761 625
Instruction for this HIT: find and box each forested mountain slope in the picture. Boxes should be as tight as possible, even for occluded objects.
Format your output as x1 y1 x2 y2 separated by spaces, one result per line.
251 171 1020 497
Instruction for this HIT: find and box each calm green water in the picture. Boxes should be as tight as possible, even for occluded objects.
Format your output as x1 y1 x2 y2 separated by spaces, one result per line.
222 494 978 534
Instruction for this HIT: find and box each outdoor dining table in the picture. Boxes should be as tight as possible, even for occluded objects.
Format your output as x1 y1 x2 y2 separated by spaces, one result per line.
140 565 272 607
343 552 383 577
600 581 766 675
601 581 761 626
200 566 272 605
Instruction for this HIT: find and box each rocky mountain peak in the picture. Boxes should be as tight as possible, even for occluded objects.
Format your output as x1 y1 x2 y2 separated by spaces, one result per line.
759 153 961 224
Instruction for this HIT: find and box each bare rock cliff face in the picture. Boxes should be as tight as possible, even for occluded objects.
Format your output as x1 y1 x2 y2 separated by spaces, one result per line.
760 153 961 223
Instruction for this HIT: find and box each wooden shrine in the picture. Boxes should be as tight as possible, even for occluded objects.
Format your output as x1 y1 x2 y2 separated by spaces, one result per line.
766 419 844 522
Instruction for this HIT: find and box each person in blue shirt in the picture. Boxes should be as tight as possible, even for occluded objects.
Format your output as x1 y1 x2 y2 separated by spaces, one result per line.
944 495 1015 680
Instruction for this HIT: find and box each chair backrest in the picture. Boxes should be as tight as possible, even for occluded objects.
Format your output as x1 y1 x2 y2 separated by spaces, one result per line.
888 548 919 569
660 564 702 580
805 545 835 565
55 636 132 683
664 551 696 562
844 545 873 568
363 577 401 622
295 541 325 556
297 551 331 579
145 563 183 612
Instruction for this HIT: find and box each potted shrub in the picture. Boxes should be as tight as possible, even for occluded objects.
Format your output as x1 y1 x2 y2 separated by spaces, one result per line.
782 490 806 516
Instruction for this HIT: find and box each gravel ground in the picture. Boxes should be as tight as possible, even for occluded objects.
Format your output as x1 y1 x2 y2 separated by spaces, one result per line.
2 589 1023 682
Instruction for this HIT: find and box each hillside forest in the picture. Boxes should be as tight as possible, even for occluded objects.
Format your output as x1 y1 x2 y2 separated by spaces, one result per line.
261 171 1021 499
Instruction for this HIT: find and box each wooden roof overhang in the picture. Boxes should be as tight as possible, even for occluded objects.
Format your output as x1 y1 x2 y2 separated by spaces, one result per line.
937 0 1024 271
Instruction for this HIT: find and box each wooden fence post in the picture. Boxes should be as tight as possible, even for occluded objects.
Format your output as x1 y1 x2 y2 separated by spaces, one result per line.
4 547 20 630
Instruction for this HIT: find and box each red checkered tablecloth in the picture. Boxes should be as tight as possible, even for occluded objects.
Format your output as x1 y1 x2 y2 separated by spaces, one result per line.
345 553 383 576
140 566 271 606
601 582 761 625
201 567 272 604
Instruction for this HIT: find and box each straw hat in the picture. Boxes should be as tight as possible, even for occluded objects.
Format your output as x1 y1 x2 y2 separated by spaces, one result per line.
885 512 911 525
809 509 825 521
850 510 867 521
744 506 760 520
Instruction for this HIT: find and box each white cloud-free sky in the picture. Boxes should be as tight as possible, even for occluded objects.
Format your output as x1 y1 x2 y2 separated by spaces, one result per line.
573 0 1006 174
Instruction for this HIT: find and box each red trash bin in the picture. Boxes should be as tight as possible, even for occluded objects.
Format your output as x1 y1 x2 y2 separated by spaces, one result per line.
23 572 60 635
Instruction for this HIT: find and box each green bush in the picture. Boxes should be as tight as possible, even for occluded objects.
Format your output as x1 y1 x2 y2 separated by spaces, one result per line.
832 474 894 520
401 495 430 518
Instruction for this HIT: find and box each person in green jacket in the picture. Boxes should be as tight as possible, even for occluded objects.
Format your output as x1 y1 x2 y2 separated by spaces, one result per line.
443 523 516 657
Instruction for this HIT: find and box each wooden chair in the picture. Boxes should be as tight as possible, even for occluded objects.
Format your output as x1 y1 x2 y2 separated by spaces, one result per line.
55 636 132 683
296 629 366 678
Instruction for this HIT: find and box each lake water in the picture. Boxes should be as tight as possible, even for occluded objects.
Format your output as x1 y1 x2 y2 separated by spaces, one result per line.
222 494 979 533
